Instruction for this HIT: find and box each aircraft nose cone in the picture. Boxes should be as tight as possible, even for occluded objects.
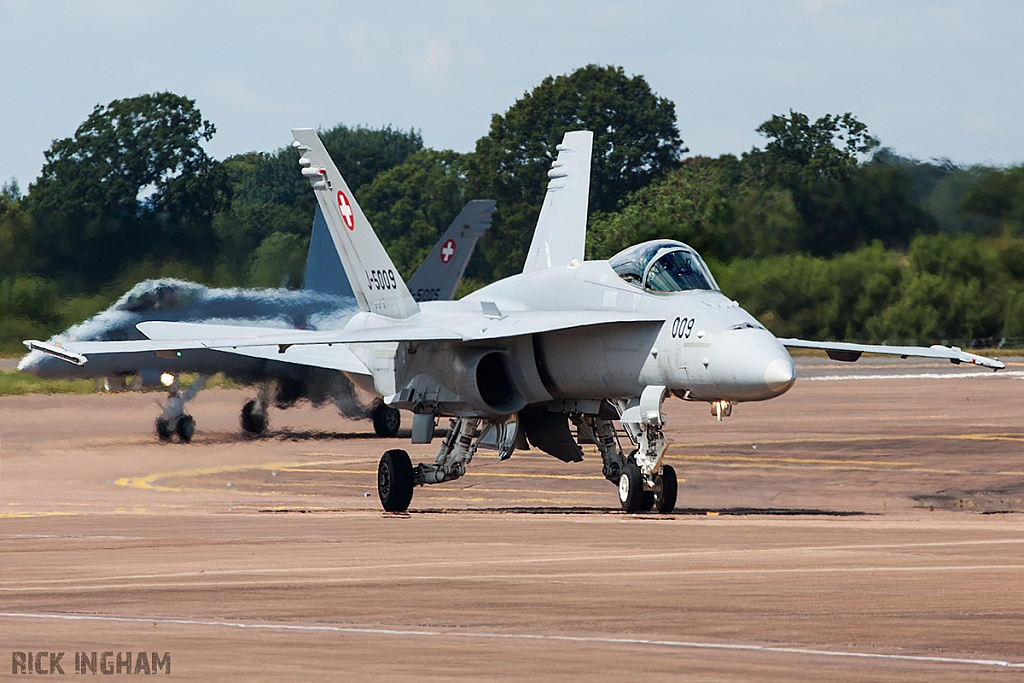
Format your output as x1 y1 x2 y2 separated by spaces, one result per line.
764 357 796 394
709 328 796 401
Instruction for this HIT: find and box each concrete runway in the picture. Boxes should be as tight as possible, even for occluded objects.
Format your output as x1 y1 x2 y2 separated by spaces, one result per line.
2 357 1024 681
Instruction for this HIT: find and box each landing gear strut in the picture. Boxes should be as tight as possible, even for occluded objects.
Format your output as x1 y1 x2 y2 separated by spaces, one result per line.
240 385 270 435
615 385 677 513
155 374 207 443
375 417 515 511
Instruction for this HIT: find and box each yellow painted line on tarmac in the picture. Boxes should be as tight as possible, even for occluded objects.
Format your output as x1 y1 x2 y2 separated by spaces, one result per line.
950 434 1024 442
464 471 606 481
277 468 377 475
674 454 918 468
452 487 603 496
668 432 1024 449
0 511 78 519
282 467 606 481
116 458 609 497
115 459 342 491
671 453 1024 477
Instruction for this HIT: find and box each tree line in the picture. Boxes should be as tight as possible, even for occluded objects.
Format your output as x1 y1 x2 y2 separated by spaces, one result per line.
3 64 1024 354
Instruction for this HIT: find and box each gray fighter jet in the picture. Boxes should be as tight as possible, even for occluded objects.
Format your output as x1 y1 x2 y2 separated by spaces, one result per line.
31 129 1003 512
20 200 494 441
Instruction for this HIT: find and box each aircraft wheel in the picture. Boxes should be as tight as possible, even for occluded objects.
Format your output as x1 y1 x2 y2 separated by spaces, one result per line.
655 465 678 513
618 459 644 513
372 402 401 437
176 415 195 443
240 399 268 434
640 491 655 511
378 449 414 512
155 417 174 441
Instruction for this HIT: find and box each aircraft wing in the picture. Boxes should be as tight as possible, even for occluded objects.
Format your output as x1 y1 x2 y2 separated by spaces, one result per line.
779 338 1005 370
27 311 666 368
135 321 463 345
135 313 662 347
23 334 374 376
209 343 372 376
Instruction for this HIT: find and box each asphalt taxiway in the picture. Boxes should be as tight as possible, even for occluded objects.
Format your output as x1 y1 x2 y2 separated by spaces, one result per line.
2 356 1024 681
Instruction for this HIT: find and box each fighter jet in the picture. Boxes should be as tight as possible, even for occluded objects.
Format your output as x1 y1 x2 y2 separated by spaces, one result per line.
31 129 1003 513
20 200 494 441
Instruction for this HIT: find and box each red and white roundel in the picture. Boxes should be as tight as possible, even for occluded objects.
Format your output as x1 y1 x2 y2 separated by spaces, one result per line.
336 191 355 231
440 238 457 264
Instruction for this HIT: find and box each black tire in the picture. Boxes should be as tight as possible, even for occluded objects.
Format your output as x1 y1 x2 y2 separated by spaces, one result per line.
240 399 268 434
371 402 401 438
618 459 644 513
640 491 655 511
176 415 195 443
378 449 414 512
155 417 173 441
655 464 678 513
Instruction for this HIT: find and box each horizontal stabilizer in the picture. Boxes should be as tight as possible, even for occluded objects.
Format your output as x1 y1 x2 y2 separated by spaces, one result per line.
780 338 1005 370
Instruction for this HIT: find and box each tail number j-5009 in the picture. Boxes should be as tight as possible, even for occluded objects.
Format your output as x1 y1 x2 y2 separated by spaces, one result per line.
366 269 397 290
671 317 695 339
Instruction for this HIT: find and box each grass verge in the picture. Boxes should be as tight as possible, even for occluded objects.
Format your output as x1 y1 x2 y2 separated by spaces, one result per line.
0 371 242 397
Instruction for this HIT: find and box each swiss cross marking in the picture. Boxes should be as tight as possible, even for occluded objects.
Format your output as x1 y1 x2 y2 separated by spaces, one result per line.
337 191 355 230
440 239 457 264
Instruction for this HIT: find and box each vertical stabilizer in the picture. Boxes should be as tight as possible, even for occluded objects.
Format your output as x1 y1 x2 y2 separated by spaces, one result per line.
407 200 496 301
292 128 419 319
302 204 355 298
522 130 594 272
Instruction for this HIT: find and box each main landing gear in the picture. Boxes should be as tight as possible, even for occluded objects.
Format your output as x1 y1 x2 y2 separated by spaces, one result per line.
574 386 677 513
155 374 208 443
240 385 270 435
374 387 678 514
376 417 512 512
238 386 401 438
371 400 401 438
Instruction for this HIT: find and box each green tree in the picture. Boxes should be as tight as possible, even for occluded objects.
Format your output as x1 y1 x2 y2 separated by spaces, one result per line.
960 166 1024 234
216 124 424 283
356 149 469 279
742 111 933 256
587 155 802 262
26 92 228 289
228 124 424 214
0 180 35 278
469 64 685 279
246 232 310 289
750 111 879 185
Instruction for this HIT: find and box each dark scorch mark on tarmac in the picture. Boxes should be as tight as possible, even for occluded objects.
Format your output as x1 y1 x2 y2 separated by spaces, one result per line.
914 479 1024 514
257 506 868 517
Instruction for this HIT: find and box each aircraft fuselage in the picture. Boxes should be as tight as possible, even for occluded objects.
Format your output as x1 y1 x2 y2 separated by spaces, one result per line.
344 259 795 419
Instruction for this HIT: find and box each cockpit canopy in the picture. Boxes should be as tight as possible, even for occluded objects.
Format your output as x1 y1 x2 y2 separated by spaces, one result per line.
609 240 719 293
115 280 204 313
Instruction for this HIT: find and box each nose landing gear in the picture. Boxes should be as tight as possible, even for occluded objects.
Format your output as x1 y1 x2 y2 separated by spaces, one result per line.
617 385 677 513
155 374 207 443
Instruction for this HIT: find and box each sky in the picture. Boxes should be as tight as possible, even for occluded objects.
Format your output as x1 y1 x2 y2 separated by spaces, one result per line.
2 0 1023 192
